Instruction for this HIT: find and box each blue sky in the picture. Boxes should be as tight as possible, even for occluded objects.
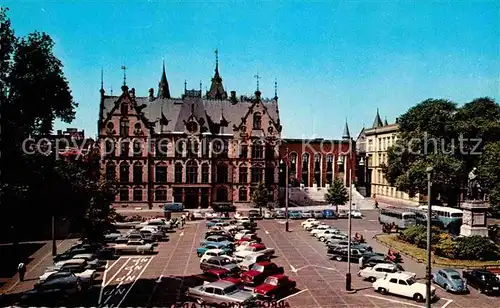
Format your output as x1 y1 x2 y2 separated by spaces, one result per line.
4 1 499 139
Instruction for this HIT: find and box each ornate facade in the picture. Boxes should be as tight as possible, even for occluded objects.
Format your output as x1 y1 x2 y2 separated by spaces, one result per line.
98 57 282 209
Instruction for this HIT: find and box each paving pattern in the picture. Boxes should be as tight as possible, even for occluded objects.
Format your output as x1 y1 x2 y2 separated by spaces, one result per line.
5 211 500 308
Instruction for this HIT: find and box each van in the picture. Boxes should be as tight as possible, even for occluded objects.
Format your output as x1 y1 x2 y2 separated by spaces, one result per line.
163 203 184 212
322 209 337 219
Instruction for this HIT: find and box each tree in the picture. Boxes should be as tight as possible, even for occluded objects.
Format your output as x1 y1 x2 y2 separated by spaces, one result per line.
324 178 348 212
382 98 500 206
251 182 270 216
478 141 500 213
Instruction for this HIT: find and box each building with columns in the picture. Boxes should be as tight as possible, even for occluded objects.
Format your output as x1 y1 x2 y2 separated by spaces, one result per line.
97 54 282 209
356 109 420 204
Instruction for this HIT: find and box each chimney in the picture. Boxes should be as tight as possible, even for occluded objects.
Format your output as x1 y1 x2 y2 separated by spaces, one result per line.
148 88 154 101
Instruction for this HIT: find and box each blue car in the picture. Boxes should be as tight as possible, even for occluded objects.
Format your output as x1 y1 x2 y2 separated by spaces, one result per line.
323 209 337 219
196 242 233 257
275 210 286 219
206 219 223 227
200 235 233 247
288 211 303 219
432 268 468 293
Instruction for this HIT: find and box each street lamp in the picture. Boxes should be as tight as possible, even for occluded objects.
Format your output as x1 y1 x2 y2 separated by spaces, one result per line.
346 151 354 291
280 156 290 232
52 215 57 256
425 166 433 308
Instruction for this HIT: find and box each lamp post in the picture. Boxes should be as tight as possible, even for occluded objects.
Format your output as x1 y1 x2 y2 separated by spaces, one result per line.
52 215 57 256
338 151 353 291
280 151 290 232
425 166 433 308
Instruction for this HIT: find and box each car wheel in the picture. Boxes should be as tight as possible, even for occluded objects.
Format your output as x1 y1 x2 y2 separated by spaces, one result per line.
197 252 202 257
335 256 342 261
368 277 376 282
378 288 387 294
413 293 424 302
443 284 449 292
319 237 325 242
196 298 204 304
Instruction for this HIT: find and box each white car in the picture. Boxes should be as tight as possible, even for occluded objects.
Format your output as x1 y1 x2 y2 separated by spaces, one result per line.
205 211 218 219
301 218 318 227
234 245 274 262
304 221 321 231
315 228 340 240
41 259 96 284
234 212 244 219
239 253 270 271
192 211 204 220
234 230 254 240
200 249 234 263
236 217 251 224
358 263 415 282
263 211 274 219
236 241 258 252
351 210 362 218
373 273 436 302
311 226 335 237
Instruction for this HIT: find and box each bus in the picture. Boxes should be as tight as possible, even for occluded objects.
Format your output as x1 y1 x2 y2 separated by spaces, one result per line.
379 208 416 229
405 208 443 227
417 205 463 229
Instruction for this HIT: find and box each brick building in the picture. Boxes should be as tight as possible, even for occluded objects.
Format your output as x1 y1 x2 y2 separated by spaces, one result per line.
97 54 282 209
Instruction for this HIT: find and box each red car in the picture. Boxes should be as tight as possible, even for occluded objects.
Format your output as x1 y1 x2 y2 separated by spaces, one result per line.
194 268 241 285
254 274 296 299
235 234 262 245
241 261 284 286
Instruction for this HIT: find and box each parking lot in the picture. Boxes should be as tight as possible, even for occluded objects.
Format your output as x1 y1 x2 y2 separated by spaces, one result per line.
6 210 499 308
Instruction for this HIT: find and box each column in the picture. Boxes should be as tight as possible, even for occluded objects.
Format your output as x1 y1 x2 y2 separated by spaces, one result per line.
198 189 202 209
181 188 185 204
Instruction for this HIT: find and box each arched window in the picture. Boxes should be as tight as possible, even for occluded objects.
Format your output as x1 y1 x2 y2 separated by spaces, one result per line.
239 187 248 201
290 153 297 174
216 163 228 184
186 161 198 183
155 187 168 201
120 118 129 137
216 187 228 202
314 153 321 185
201 163 210 183
133 163 143 184
133 139 142 157
175 139 184 157
187 139 199 157
253 112 262 129
239 164 248 183
105 140 115 156
119 162 129 183
105 162 116 181
174 163 183 183
251 166 263 183
251 140 263 159
326 154 333 184
120 102 128 115
301 153 309 186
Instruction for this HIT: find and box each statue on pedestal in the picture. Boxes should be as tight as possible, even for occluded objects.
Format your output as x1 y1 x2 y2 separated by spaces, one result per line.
467 167 482 200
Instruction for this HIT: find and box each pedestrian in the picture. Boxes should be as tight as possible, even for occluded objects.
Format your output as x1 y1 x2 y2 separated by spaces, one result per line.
374 200 379 208
18 262 26 282
358 256 364 269
181 214 186 227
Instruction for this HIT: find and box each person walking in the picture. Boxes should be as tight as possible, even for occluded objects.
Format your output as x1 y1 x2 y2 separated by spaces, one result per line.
18 262 26 282
180 214 186 228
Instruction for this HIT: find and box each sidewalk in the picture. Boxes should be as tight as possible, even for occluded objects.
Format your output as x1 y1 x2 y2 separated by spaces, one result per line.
0 238 77 295
374 196 420 208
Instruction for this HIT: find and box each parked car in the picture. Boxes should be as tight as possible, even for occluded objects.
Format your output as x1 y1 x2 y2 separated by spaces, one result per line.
201 235 233 247
322 209 337 219
193 269 242 285
351 210 363 218
104 232 122 243
114 240 155 254
204 211 219 220
373 273 436 302
71 254 103 270
301 218 318 227
328 247 364 262
240 261 284 286
362 255 394 269
463 269 500 294
337 210 348 219
205 230 233 240
234 230 255 240
432 268 468 293
186 281 256 306
30 272 83 299
248 210 262 220
235 234 262 245
212 204 237 212
311 226 335 237
275 211 286 219
234 243 274 261
200 256 240 274
263 210 274 219
137 218 171 231
316 229 341 241
239 253 271 271
288 211 302 219
301 211 313 219
358 263 415 282
322 233 348 244
200 249 235 263
253 274 296 299
41 259 96 286
313 210 324 218
196 243 234 257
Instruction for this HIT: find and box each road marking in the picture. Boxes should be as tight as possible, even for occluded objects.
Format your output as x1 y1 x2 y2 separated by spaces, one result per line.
290 265 297 272
179 231 184 236
369 220 378 222
156 274 163 283
313 265 335 271
440 299 453 308
264 230 270 234
364 294 424 308
97 261 109 305
104 257 132 288
278 288 308 302
116 256 154 308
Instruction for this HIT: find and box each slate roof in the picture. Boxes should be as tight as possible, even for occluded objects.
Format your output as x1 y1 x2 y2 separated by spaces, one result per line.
101 94 279 135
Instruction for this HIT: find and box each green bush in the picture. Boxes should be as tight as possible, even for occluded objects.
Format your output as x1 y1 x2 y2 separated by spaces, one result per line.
434 233 456 258
398 225 426 244
454 236 499 261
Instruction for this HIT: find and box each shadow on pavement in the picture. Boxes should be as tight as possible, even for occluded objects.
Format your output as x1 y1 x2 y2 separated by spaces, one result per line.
0 243 44 278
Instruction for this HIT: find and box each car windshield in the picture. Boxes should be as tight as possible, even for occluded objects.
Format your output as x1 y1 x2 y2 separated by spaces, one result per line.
265 277 278 285
48 272 72 280
406 278 416 285
251 264 264 272
450 275 461 280
221 259 233 265
224 285 239 294
481 274 498 281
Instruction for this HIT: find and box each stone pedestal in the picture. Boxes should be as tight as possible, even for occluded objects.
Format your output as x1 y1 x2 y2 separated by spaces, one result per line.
460 200 490 237
313 183 318 191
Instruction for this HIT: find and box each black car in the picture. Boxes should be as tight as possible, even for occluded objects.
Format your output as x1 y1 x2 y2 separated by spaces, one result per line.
200 256 240 274
212 204 237 212
205 230 234 241
327 247 364 262
463 269 500 294
248 210 262 220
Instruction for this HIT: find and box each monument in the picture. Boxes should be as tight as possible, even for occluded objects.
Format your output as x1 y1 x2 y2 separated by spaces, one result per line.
460 167 490 237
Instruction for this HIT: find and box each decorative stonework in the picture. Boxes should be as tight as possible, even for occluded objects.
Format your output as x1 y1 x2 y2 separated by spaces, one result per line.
460 200 490 237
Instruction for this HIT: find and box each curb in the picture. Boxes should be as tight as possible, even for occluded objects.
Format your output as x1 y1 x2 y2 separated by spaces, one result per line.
342 289 358 294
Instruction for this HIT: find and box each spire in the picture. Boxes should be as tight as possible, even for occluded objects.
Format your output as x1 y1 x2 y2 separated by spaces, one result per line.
384 117 389 126
254 72 261 91
342 119 351 140
121 65 126 86
372 108 383 128
158 59 171 99
274 78 278 100
207 49 227 100
100 68 105 96
184 80 187 93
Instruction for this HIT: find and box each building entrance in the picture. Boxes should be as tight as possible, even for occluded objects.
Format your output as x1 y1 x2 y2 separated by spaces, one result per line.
184 188 199 209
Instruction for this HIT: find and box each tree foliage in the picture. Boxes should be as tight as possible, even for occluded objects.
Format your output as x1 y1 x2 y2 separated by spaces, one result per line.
251 182 270 214
324 179 348 211
382 97 500 206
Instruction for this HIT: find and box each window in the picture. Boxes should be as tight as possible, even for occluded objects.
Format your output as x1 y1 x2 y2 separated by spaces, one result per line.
119 188 129 201
240 145 248 158
120 141 129 157
133 140 142 156
251 141 263 159
239 165 248 183
156 139 168 157
290 153 297 173
155 165 167 183
216 164 228 183
120 103 128 115
214 289 223 296
106 162 116 181
201 163 209 183
187 140 199 157
265 165 274 184
389 278 398 284
326 154 333 184
239 187 248 201
398 280 408 285
105 140 115 156
119 163 129 183
201 139 209 157
186 161 198 183
314 154 321 185
174 163 183 183
175 140 184 157
120 119 129 137
216 187 228 201
265 144 275 160
133 164 142 184
251 167 263 183
155 188 167 201
301 153 309 186
133 189 142 201
253 112 262 129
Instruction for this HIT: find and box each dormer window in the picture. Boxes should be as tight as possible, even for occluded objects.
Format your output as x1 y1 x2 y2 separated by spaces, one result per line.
121 103 129 115
120 118 129 137
253 112 262 130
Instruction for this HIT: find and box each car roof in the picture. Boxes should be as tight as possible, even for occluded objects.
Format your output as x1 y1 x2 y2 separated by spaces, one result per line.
375 263 396 269
206 280 235 288
72 254 94 259
385 273 414 279
209 256 229 261
472 269 494 275
256 261 272 266
205 248 224 253
440 268 459 274
267 274 286 280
